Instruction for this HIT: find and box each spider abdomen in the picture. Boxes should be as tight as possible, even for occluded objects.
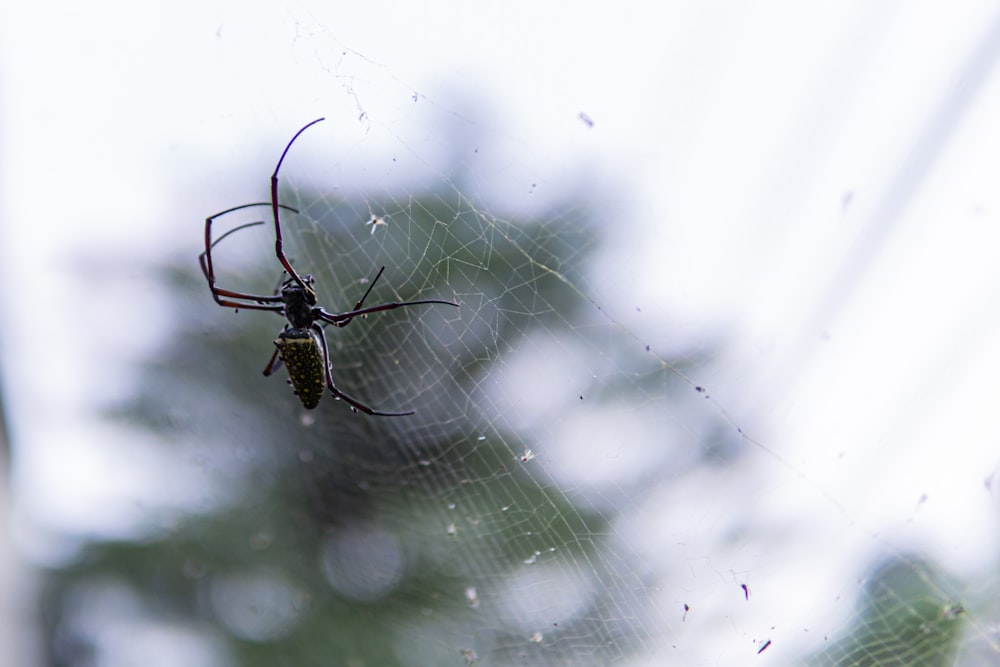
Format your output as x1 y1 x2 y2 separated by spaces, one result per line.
274 328 326 409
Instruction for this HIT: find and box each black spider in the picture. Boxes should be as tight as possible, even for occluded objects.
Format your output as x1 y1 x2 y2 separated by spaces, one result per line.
198 118 458 415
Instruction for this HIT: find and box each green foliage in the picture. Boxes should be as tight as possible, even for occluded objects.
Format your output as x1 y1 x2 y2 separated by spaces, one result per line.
806 558 965 667
46 180 690 666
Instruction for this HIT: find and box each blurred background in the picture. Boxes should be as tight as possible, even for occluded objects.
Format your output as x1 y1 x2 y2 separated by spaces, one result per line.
2 1 1000 665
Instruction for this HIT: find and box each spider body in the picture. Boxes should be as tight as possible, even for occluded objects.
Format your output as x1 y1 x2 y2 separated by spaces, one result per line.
199 118 459 415
278 273 319 328
274 328 326 409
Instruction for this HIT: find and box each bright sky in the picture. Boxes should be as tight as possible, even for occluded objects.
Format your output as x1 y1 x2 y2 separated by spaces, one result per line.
2 1 1000 664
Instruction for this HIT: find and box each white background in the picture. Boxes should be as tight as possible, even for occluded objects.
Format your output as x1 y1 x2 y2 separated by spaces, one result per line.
2 1 1000 664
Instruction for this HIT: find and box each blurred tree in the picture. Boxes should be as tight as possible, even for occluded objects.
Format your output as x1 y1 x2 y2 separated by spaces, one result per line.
41 178 712 666
806 557 965 667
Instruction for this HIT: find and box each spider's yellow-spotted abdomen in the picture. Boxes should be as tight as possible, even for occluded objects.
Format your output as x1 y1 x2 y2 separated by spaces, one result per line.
274 329 326 409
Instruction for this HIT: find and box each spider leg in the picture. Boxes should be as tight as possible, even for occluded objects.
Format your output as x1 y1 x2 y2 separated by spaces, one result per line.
270 118 325 293
324 266 386 329
312 324 415 417
202 202 300 309
352 266 385 310
316 296 460 326
262 346 283 376
207 294 285 311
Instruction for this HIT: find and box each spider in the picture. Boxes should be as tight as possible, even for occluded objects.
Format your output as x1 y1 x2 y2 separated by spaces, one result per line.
199 118 459 416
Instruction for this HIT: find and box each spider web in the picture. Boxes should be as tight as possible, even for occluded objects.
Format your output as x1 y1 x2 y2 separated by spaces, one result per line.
12 3 1000 667
198 153 705 663
177 84 1000 663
